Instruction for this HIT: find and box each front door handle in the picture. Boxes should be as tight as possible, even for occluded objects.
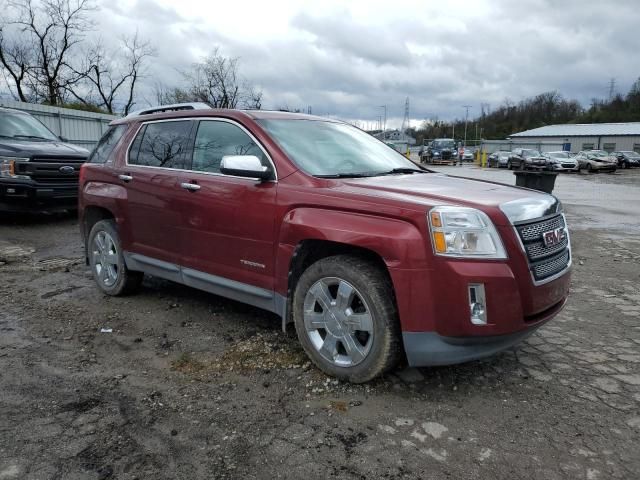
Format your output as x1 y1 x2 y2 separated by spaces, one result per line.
118 174 133 182
180 182 201 192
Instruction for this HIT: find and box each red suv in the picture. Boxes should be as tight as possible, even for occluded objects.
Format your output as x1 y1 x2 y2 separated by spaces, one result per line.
79 104 571 382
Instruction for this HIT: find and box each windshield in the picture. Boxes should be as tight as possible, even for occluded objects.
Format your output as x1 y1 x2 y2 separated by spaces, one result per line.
257 119 420 177
548 152 569 159
621 151 640 159
522 149 542 157
0 111 59 141
433 140 455 149
591 151 609 157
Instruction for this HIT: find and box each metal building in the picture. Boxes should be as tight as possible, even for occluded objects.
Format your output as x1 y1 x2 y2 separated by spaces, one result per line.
0 99 117 149
509 123 640 153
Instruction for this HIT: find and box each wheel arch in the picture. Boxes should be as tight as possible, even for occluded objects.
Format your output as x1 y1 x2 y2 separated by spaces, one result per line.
82 205 116 263
276 207 429 332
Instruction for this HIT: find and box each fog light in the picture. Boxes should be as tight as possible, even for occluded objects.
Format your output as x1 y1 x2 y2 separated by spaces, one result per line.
468 284 487 325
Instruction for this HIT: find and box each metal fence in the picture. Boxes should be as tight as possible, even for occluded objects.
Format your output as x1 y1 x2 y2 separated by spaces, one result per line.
479 139 565 154
0 99 117 150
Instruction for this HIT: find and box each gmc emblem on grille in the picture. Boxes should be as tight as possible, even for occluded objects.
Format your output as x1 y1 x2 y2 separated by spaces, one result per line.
542 227 566 247
59 165 75 174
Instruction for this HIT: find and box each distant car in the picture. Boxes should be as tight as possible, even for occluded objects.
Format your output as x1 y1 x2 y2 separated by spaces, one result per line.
507 149 547 170
543 151 578 172
612 151 640 169
574 150 617 173
488 151 510 168
461 148 474 162
421 138 456 164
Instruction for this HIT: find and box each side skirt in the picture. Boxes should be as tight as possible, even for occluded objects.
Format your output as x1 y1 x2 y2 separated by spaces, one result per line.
123 251 287 321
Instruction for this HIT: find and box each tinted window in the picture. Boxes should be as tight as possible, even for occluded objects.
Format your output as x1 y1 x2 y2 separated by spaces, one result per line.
191 120 268 173
88 125 127 164
130 121 192 168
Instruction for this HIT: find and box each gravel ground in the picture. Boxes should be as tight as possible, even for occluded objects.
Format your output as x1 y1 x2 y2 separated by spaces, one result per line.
1 167 639 480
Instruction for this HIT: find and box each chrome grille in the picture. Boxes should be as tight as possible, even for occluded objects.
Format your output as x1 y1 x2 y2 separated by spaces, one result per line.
515 214 570 282
532 250 570 281
525 235 569 260
517 215 564 242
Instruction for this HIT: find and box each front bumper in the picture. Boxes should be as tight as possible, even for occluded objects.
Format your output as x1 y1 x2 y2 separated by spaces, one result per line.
549 163 578 172
402 298 564 366
0 179 78 212
587 162 616 171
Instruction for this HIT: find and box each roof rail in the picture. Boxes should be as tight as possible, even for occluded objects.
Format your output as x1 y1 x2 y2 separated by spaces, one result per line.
125 102 211 118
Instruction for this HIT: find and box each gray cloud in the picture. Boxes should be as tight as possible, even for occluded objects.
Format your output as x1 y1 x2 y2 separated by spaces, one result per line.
8 0 634 126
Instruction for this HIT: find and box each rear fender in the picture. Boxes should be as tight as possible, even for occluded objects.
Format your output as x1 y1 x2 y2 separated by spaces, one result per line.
81 181 130 245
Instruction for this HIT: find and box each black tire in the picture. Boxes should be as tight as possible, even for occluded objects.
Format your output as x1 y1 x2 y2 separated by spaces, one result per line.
587 163 593 173
87 219 143 296
623 162 629 169
507 160 512 170
292 255 401 383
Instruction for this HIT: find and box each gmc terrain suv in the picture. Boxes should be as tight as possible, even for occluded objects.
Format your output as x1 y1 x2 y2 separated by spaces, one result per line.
79 104 571 383
1 107 88 212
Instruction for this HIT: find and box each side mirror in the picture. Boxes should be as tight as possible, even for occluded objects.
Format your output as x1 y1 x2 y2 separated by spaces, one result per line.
59 135 68 142
220 155 272 181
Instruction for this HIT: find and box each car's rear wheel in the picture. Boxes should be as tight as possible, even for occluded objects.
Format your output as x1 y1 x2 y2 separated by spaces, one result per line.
88 219 143 296
507 160 512 170
293 255 401 383
587 163 593 173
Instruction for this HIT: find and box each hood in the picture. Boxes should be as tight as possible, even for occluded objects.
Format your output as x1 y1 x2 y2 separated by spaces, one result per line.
335 173 557 225
0 139 89 158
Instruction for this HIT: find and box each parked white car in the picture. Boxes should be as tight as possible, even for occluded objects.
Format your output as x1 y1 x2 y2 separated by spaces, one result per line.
543 151 578 172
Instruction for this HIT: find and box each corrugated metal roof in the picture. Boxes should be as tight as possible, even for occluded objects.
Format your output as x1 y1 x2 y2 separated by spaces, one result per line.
511 122 640 137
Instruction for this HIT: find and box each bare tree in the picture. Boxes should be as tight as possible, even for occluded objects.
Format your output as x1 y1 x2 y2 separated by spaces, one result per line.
0 26 31 101
69 32 156 114
0 0 95 105
160 48 262 109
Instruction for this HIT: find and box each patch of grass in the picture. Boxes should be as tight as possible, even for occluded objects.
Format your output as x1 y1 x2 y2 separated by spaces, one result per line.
172 352 205 374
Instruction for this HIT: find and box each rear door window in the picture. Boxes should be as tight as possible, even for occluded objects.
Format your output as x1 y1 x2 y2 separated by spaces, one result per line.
129 120 193 169
88 125 127 164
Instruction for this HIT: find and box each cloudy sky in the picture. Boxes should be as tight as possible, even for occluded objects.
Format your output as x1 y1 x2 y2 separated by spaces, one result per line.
8 0 640 127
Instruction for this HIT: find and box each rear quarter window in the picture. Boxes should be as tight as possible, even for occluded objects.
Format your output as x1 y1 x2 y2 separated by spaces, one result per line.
88 125 128 164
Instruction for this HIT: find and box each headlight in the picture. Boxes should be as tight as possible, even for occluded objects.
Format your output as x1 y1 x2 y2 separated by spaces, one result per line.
428 206 507 259
0 156 30 178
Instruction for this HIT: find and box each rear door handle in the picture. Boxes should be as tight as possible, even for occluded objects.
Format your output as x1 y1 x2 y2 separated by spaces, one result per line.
118 174 133 182
180 182 201 192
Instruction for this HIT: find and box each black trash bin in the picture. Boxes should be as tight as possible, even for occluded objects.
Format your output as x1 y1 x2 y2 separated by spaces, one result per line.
513 171 558 194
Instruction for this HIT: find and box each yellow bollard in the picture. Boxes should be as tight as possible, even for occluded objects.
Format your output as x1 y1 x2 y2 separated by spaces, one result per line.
481 152 487 168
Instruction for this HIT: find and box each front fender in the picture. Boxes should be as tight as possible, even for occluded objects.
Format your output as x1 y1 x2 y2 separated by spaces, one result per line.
274 207 432 332
278 207 428 268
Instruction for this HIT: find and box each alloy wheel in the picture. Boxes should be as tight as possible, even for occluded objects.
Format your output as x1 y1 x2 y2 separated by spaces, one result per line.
303 277 374 367
92 230 119 287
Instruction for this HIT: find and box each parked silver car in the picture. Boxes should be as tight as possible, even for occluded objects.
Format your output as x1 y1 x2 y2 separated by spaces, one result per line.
575 150 617 173
488 151 510 168
543 151 578 172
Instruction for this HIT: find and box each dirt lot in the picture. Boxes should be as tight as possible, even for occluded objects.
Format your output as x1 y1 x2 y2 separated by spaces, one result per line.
1 168 639 480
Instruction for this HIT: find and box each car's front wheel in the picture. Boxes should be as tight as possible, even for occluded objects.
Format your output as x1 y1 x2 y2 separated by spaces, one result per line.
88 219 143 296
293 255 401 383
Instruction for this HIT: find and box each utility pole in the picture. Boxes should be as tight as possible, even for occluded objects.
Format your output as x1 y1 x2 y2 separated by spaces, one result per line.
379 105 387 140
608 78 616 100
400 97 410 140
462 105 472 147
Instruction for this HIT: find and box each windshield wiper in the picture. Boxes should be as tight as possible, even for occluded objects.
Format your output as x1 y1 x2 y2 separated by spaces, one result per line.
377 167 427 175
315 172 376 178
11 134 53 140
